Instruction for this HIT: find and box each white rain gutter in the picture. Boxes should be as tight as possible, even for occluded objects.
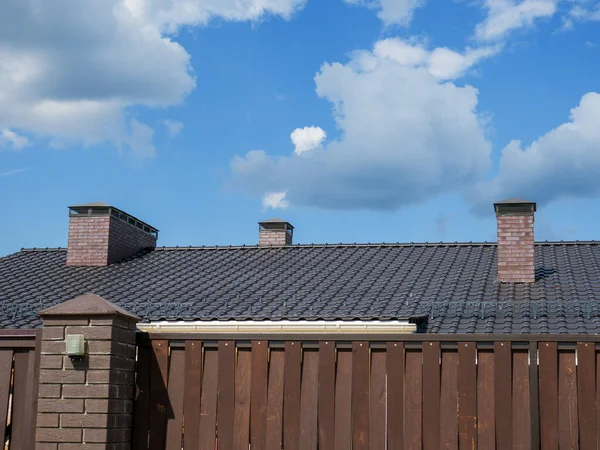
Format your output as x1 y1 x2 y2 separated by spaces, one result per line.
137 320 416 334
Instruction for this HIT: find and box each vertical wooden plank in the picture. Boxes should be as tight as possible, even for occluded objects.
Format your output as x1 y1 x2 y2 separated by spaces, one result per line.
477 350 495 450
494 342 512 450
318 341 335 450
512 350 530 450
439 350 459 450
166 348 186 450
0 349 13 442
458 342 476 450
199 349 219 450
596 347 600 450
284 342 302 450
234 349 252 450
352 342 370 450
132 345 151 450
266 349 284 450
539 342 558 450
578 342 597 450
334 349 353 450
23 330 42 449
252 341 269 450
299 349 319 450
149 340 169 450
422 342 440 450
387 342 404 450
369 350 386 450
404 349 422 449
558 349 578 450
218 341 236 450
183 341 203 450
529 342 540 450
11 349 33 448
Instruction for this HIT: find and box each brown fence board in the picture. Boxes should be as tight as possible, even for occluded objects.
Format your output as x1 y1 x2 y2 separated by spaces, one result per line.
512 350 531 450
387 342 404 450
166 348 186 450
334 349 353 450
284 342 302 450
404 349 422 449
423 342 440 450
477 350 495 450
458 342 477 450
558 349 578 450
577 342 596 450
369 350 386 450
234 349 252 450
0 349 13 443
440 350 459 450
251 341 269 450
132 345 151 450
266 349 284 450
11 350 30 448
149 340 169 450
218 341 235 450
494 342 512 450
352 342 370 450
539 342 558 450
183 341 202 450
318 341 335 450
299 349 319 450
199 349 219 450
596 349 600 450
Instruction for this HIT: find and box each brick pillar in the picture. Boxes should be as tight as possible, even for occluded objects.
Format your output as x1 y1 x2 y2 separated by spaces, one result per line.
36 293 139 450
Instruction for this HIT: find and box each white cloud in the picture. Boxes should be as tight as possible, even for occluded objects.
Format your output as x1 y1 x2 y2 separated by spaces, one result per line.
475 0 557 42
231 42 492 210
0 168 29 178
470 92 600 211
361 38 499 81
344 0 427 26
0 0 304 159
164 119 184 136
562 2 600 29
290 126 327 155
0 129 31 150
262 191 289 209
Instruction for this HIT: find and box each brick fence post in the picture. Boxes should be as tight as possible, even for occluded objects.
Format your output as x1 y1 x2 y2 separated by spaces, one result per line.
36 293 139 450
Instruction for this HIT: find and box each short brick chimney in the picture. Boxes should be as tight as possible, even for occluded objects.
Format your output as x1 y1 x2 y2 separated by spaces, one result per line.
258 218 293 246
66 202 158 266
494 198 536 283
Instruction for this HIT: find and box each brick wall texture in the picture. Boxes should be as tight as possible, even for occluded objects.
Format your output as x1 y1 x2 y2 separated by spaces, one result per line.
497 213 535 283
66 215 156 266
259 229 292 246
36 316 137 449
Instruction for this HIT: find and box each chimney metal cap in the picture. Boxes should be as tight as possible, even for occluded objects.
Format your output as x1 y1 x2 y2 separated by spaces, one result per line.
258 218 294 231
68 203 159 238
494 198 536 215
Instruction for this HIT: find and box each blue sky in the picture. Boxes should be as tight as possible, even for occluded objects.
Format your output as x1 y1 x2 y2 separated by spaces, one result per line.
1 0 600 256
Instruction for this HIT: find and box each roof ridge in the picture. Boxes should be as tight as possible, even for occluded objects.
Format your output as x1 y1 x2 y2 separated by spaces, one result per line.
13 240 600 254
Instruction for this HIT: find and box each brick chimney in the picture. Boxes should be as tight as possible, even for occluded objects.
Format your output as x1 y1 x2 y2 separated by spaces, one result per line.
494 198 536 283
258 218 293 246
66 202 158 266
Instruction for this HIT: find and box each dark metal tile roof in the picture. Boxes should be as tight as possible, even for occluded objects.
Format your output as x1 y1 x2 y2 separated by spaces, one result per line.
1 242 600 333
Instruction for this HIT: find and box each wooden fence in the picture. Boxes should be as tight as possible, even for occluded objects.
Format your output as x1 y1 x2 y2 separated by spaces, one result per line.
131 334 600 450
0 330 41 449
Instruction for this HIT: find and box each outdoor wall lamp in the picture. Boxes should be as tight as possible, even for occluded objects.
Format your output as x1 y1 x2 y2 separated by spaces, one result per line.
65 334 86 360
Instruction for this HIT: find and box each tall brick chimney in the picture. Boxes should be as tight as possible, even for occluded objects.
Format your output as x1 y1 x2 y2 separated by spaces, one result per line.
258 218 293 246
494 198 536 283
66 202 158 266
